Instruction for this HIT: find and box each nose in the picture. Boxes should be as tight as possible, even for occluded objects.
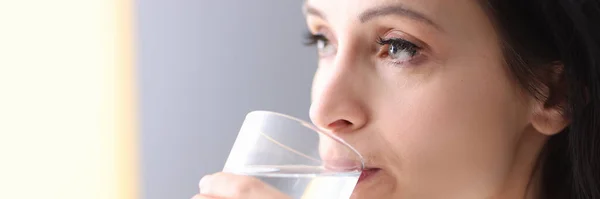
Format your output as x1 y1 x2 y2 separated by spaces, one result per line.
309 45 369 134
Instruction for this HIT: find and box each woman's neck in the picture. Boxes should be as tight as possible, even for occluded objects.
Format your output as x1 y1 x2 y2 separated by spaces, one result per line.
495 127 548 199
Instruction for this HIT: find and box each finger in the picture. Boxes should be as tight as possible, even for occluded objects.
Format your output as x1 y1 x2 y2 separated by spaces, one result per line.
199 172 262 198
199 172 289 199
190 194 220 199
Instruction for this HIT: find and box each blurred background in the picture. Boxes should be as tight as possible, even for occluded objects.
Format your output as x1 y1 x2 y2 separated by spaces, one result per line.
0 0 315 198
137 0 316 198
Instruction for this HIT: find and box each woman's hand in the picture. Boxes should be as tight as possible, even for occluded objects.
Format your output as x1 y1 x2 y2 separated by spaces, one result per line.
191 172 292 199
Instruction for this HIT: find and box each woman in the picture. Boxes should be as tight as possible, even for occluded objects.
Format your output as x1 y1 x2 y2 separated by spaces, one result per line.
193 0 600 198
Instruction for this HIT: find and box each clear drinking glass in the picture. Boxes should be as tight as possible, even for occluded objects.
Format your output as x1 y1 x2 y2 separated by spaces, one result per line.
223 111 364 199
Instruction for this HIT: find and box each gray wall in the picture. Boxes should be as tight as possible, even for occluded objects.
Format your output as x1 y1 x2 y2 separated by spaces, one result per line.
135 1 316 198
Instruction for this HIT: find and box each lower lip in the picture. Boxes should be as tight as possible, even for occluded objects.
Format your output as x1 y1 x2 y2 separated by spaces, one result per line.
357 168 380 183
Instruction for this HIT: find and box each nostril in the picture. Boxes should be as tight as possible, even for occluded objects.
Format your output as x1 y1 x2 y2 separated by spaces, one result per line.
327 120 353 131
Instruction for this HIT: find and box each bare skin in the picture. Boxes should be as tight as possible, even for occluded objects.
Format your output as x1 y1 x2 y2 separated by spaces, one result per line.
194 0 568 198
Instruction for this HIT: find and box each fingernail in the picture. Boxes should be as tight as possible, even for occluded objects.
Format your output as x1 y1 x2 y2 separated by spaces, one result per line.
199 175 211 193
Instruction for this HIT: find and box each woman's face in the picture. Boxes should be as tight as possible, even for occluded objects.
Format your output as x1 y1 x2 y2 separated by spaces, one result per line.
306 0 538 198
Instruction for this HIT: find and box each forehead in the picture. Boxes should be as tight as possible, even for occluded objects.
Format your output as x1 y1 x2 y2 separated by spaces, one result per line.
305 0 491 40
305 0 446 20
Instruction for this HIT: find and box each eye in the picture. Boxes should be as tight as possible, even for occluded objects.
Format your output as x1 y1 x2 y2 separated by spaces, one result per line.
304 32 336 57
377 37 421 64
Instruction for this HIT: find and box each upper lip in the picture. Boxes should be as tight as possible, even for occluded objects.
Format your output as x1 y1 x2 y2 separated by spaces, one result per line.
361 159 382 170
320 155 382 171
322 160 382 170
322 160 362 171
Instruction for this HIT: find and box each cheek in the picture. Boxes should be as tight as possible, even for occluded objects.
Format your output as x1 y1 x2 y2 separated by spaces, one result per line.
375 61 530 197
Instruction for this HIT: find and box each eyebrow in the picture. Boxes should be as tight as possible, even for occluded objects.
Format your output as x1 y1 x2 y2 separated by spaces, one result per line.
304 4 442 31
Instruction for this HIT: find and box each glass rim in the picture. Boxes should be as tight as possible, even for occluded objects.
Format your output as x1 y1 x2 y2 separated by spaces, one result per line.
247 110 365 170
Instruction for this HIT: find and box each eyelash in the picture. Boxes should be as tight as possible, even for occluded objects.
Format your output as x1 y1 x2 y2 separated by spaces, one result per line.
376 37 421 63
304 32 328 46
304 32 423 65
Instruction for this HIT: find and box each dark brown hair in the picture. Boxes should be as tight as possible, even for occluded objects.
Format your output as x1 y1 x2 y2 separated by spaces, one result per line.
483 0 600 198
